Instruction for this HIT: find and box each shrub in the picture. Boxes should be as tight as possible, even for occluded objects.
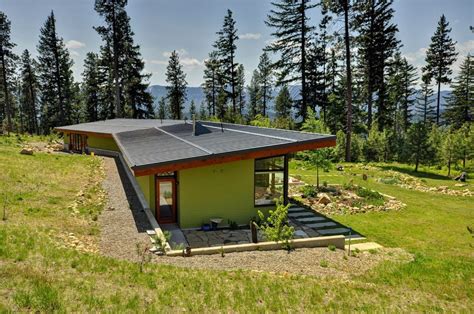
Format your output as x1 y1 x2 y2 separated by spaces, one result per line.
257 200 294 250
300 185 317 198
355 187 383 201
320 260 329 268
228 220 239 230
328 244 336 252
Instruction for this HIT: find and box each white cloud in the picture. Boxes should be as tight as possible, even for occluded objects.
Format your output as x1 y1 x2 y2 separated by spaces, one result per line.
65 40 85 50
69 50 80 57
150 59 168 65
162 48 188 58
240 33 261 40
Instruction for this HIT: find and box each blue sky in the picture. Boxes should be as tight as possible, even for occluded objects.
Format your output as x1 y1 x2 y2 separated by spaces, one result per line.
2 0 473 87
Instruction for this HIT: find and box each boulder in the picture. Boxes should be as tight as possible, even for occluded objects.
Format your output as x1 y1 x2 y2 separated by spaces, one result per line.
20 148 34 155
318 193 332 205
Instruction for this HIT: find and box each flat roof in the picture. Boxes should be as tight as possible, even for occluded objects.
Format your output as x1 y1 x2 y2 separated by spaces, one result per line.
55 119 336 175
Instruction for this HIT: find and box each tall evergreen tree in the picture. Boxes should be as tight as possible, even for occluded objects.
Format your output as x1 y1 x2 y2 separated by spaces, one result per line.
18 49 39 134
202 51 221 117
424 14 458 124
256 52 274 117
95 0 154 119
416 72 436 125
265 0 316 121
444 55 473 128
235 64 246 115
157 97 167 121
407 122 431 172
353 0 400 130
387 53 417 132
247 70 260 120
37 11 75 133
0 11 16 133
189 99 196 119
165 50 187 120
213 9 239 114
275 85 293 119
82 52 101 122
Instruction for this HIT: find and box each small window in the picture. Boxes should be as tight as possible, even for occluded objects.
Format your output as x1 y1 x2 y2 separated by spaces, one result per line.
254 156 286 206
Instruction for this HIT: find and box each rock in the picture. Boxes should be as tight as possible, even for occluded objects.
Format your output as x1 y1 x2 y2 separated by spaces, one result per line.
336 165 344 171
20 148 34 155
362 173 368 181
318 193 332 205
454 183 467 187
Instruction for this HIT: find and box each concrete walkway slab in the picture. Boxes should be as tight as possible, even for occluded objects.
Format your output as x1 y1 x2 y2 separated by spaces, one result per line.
318 228 350 235
296 216 326 223
345 242 383 251
288 212 314 218
307 221 337 228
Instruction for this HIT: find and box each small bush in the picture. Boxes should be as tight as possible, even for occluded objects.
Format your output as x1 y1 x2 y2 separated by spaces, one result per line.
300 185 317 198
378 177 400 185
355 187 383 201
228 220 239 230
328 244 336 252
368 249 378 254
320 260 328 268
257 200 294 250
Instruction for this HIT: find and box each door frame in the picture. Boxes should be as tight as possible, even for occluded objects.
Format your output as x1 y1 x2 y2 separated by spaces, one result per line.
155 176 177 224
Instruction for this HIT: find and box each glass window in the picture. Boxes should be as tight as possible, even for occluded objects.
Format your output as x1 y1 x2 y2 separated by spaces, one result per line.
255 156 284 171
254 156 286 206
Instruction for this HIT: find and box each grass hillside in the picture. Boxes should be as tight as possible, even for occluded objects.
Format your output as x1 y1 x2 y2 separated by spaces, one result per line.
1 135 473 312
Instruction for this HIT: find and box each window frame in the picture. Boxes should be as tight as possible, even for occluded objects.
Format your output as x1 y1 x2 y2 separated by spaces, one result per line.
254 154 288 207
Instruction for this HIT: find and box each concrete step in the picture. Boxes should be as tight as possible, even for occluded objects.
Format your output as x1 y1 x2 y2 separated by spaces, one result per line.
345 242 382 251
288 207 307 213
307 221 337 229
296 216 327 223
288 212 314 218
345 234 365 240
318 227 351 235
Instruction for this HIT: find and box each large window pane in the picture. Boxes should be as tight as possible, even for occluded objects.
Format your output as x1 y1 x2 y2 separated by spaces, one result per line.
255 156 284 171
255 172 284 205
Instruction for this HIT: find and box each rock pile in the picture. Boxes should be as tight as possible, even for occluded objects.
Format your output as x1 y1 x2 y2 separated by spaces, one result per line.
53 231 99 254
20 141 63 154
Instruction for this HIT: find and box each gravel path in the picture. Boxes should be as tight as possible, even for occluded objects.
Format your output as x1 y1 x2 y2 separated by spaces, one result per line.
99 156 152 261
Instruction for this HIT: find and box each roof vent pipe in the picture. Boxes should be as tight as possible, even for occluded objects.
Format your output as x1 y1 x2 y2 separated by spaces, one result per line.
192 114 196 136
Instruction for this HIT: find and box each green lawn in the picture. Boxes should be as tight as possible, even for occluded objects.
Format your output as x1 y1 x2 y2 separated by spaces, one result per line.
1 135 473 312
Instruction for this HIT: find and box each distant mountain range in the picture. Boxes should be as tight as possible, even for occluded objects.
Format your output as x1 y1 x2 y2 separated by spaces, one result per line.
148 84 451 118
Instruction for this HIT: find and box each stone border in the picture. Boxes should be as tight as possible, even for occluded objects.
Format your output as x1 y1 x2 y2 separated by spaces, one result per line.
88 148 171 252
165 235 345 257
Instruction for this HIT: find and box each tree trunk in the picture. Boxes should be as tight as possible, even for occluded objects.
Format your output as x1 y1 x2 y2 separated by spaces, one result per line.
0 47 12 134
112 0 121 118
436 75 441 125
343 0 353 162
300 0 307 122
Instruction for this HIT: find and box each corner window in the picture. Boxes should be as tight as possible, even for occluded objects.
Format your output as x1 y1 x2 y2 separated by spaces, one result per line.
254 156 286 206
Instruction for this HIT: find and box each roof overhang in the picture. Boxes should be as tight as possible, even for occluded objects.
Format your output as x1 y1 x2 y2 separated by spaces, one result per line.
131 136 336 176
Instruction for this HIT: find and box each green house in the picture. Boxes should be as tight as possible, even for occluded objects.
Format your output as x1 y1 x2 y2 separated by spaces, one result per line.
56 119 335 229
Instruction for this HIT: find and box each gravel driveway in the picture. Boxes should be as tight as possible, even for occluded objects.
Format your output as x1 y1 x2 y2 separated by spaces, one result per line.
99 156 152 261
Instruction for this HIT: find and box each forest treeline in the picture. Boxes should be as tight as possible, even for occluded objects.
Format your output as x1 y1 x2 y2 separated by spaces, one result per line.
0 0 472 170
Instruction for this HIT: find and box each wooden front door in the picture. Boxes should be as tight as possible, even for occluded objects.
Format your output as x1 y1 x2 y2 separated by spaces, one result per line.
155 177 177 224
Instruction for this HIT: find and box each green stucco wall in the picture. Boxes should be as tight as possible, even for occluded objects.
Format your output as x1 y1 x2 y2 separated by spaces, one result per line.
136 175 155 212
87 136 119 151
178 159 273 229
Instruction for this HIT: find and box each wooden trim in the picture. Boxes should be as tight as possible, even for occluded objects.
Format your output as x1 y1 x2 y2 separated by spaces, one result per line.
155 177 177 224
55 128 113 139
134 138 336 177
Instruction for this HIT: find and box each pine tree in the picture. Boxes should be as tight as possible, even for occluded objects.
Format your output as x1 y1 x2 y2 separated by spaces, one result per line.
256 52 273 117
387 53 417 132
82 52 101 122
37 11 76 133
95 0 153 119
424 15 458 125
247 70 260 120
189 99 196 119
235 64 246 115
202 51 221 117
0 11 16 133
213 9 239 114
444 55 473 128
18 49 39 134
275 85 293 119
157 97 167 121
416 72 436 125
265 0 316 121
407 121 431 172
198 101 207 120
165 50 187 120
353 0 400 130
